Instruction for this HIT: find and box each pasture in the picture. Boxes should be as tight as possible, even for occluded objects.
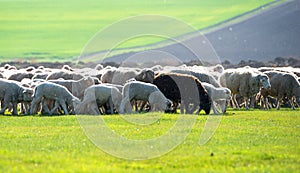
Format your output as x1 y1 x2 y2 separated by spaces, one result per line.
0 109 299 172
0 0 275 61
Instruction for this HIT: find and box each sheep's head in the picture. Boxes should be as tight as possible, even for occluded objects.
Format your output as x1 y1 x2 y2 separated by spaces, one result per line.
257 74 271 89
223 88 232 100
20 87 33 102
164 99 173 113
72 97 81 110
136 69 154 83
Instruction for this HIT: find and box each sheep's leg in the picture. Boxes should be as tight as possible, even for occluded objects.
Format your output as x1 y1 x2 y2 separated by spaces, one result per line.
42 100 52 115
276 98 281 110
245 97 249 110
60 101 69 115
0 100 10 115
212 101 218 114
108 97 114 115
138 101 148 112
23 102 29 115
49 101 60 115
12 102 18 115
289 98 295 110
30 96 43 115
249 96 256 108
189 104 197 114
180 101 185 114
120 97 132 114
233 94 240 108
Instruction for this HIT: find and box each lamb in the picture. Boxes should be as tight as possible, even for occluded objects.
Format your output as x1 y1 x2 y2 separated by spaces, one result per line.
48 77 95 100
77 84 123 115
30 82 81 115
101 67 154 85
0 79 33 115
202 82 231 114
153 73 211 114
120 81 172 113
261 71 300 110
219 67 271 109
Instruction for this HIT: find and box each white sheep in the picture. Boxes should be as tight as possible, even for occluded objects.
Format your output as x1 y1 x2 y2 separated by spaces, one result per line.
0 79 33 115
30 82 81 115
202 82 231 114
220 67 271 109
77 84 123 115
48 77 95 100
120 81 172 113
261 71 300 110
101 67 154 85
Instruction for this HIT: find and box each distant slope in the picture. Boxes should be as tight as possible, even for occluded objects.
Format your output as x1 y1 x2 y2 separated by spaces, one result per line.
104 0 300 65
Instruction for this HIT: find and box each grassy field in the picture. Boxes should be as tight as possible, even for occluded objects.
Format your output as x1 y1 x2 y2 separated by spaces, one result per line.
0 0 275 62
0 109 299 172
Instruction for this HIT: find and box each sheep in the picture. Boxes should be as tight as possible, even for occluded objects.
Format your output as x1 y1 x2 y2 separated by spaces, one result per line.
0 79 33 115
46 70 84 80
7 71 34 82
166 67 221 87
153 73 211 114
261 71 300 110
77 84 123 115
101 67 154 85
220 67 271 109
202 82 231 114
30 82 81 115
120 81 172 113
48 77 95 100
32 72 49 80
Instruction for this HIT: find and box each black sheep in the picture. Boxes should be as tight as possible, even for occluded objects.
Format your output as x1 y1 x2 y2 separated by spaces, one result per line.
153 73 211 114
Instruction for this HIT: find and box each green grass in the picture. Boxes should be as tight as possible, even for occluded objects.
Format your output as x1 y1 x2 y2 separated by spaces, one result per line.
0 109 299 172
0 0 275 62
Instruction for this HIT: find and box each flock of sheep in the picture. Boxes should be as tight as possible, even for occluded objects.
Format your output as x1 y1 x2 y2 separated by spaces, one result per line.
0 63 299 116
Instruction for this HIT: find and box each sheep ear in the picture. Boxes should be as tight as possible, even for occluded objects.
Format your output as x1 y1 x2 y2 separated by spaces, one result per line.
256 74 261 81
142 72 147 79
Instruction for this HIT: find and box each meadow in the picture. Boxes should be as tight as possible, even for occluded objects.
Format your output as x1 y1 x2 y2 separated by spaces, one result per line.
0 109 299 172
0 0 275 62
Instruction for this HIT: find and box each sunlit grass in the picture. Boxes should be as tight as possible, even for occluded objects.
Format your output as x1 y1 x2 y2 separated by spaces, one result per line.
0 109 299 172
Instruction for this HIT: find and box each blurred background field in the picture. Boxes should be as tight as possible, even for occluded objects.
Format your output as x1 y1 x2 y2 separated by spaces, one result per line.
0 0 274 62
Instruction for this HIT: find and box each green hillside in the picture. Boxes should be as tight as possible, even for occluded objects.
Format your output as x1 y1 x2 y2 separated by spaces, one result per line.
0 0 275 62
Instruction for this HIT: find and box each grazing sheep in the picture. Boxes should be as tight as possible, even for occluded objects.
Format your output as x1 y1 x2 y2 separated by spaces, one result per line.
46 70 84 80
167 68 221 87
120 81 172 113
32 72 49 80
261 71 300 110
153 73 211 114
202 82 231 114
7 71 34 82
48 77 95 100
220 68 271 109
101 67 154 85
30 82 81 115
0 79 33 115
77 84 123 115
